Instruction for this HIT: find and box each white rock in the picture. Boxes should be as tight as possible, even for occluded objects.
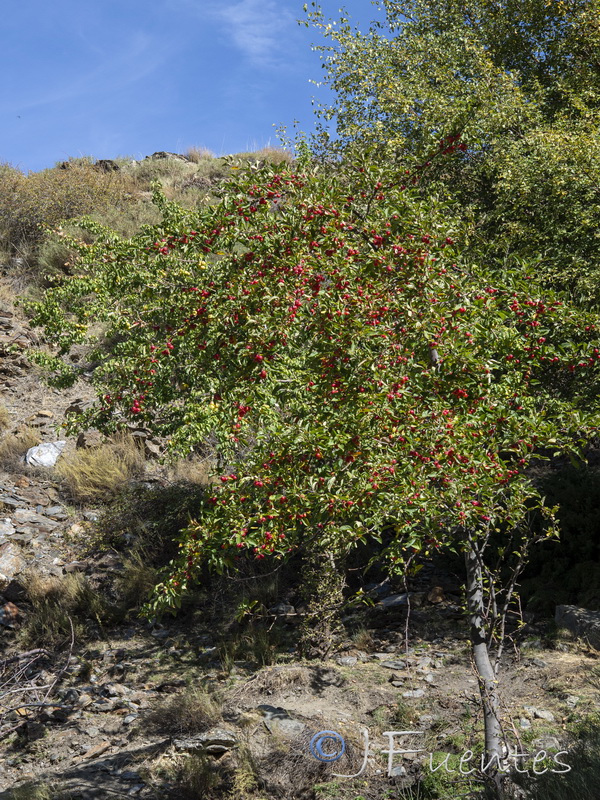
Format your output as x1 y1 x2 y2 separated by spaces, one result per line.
25 441 67 467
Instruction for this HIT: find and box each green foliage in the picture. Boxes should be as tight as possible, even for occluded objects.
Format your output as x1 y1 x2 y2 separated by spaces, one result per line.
29 157 600 621
306 0 600 304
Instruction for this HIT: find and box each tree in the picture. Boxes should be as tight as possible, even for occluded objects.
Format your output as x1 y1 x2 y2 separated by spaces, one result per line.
305 0 600 303
31 155 600 788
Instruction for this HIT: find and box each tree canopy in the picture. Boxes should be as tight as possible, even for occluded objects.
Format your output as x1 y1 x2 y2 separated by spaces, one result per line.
306 0 600 303
31 155 600 616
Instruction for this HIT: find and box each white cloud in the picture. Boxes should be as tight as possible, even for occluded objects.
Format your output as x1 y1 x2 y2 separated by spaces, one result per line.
214 0 296 66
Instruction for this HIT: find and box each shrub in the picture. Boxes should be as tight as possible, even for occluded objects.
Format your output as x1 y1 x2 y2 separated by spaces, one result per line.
144 686 221 736
18 571 108 647
0 160 136 260
55 433 145 503
0 426 41 470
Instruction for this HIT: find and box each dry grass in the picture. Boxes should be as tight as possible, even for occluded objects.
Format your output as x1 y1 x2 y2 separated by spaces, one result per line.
18 571 107 648
185 146 216 163
112 547 159 614
167 455 216 486
0 403 10 431
55 432 145 502
144 686 221 736
0 425 41 470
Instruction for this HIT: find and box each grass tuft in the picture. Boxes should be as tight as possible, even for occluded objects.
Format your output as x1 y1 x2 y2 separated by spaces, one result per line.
0 425 41 470
55 432 145 502
144 686 221 736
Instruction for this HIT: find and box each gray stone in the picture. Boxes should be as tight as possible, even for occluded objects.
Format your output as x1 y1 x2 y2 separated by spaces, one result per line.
379 593 410 609
45 505 68 520
381 660 407 671
268 602 295 616
13 508 59 529
565 695 579 709
532 736 561 751
0 518 15 536
519 718 532 730
556 604 600 649
402 689 425 699
25 441 66 467
524 706 555 723
336 656 358 666
257 704 306 737
174 727 237 754
0 541 25 591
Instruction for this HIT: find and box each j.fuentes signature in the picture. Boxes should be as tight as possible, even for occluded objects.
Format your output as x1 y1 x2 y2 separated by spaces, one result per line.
308 729 571 777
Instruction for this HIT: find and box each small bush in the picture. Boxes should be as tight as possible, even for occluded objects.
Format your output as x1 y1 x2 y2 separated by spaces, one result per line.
18 571 108 647
0 160 136 259
145 686 221 736
112 547 159 614
55 433 145 503
89 480 207 556
0 426 41 470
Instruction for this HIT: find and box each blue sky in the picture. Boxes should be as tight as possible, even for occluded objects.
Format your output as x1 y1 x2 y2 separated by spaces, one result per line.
2 0 382 173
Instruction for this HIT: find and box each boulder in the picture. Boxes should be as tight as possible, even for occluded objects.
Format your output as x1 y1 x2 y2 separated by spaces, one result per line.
25 441 66 467
555 604 600 649
173 727 237 754
0 541 26 592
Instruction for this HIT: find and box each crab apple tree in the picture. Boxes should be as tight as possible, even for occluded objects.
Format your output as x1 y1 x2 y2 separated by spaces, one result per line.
32 158 600 775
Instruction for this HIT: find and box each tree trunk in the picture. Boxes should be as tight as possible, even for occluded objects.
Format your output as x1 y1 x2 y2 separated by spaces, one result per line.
298 545 346 660
464 535 507 796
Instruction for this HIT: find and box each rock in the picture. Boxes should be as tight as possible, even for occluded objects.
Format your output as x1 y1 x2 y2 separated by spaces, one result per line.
379 593 410 609
565 695 579 709
336 656 358 666
45 505 68 520
173 727 237 754
380 660 407 671
523 706 555 723
427 586 445 604
519 717 532 730
0 601 20 626
416 657 433 669
532 736 561 751
14 508 58 526
402 689 425 699
95 159 120 172
64 561 87 573
80 741 111 760
0 518 15 537
555 604 600 649
268 602 295 616
0 541 25 591
146 151 189 162
258 704 306 737
25 441 67 467
525 658 548 668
